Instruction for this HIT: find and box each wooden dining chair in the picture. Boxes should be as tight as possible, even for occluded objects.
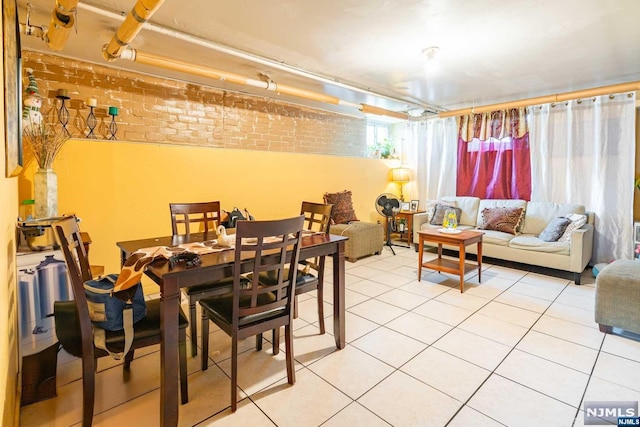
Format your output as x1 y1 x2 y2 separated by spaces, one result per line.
169 201 231 356
199 215 305 412
256 202 332 333
170 201 222 235
297 201 333 332
52 216 189 427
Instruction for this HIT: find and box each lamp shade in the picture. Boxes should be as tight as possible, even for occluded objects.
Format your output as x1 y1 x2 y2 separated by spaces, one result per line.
391 167 410 183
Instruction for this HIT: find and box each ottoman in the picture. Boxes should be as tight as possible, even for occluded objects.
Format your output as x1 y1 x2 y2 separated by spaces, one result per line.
595 260 640 335
331 222 384 262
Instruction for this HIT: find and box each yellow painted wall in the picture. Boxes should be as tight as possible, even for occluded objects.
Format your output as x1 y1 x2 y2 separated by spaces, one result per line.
1 11 20 425
19 139 398 274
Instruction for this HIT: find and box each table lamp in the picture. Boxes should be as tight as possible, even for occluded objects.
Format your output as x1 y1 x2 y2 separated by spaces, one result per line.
391 167 410 201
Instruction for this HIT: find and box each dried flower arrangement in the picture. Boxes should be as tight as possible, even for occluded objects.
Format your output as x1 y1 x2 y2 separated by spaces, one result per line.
21 68 70 170
23 121 70 169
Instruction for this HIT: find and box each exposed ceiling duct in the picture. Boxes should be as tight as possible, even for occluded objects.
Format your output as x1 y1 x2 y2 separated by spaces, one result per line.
101 0 164 61
20 0 79 51
98 0 409 120
115 48 409 120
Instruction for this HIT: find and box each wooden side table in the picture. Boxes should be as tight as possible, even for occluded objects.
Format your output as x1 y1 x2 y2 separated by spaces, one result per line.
417 229 484 292
387 210 425 247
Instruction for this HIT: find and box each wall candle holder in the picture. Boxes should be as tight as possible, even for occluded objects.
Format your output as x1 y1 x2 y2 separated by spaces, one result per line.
87 99 98 139
56 89 71 137
108 106 118 140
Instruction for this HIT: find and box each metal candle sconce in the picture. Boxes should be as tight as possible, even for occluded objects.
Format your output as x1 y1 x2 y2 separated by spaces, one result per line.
86 98 97 138
108 106 118 140
56 89 71 137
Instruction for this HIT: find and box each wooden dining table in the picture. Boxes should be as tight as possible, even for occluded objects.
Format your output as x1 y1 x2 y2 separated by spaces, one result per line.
116 231 348 427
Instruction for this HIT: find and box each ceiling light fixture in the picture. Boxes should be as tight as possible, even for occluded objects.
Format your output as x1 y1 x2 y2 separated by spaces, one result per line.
422 46 440 61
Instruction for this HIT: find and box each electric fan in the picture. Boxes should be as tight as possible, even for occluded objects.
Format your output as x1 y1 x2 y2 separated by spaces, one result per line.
375 193 401 255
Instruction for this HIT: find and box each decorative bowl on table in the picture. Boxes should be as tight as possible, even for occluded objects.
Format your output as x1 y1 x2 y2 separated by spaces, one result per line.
438 228 462 234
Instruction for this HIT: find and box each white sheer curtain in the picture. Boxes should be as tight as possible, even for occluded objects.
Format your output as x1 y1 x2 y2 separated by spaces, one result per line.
529 93 636 264
406 117 458 203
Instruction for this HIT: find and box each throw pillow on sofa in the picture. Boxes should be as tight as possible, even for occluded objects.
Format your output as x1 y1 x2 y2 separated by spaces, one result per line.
478 207 524 235
558 213 587 242
538 217 572 242
323 190 358 224
424 199 455 223
430 204 461 226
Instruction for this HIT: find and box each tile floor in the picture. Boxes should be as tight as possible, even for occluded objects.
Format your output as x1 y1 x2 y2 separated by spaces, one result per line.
19 246 640 426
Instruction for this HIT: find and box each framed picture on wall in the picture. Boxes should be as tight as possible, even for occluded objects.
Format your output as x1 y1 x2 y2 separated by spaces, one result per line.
3 0 23 177
410 200 419 211
400 202 410 211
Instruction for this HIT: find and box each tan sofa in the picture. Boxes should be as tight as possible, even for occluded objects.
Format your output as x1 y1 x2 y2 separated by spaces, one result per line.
413 196 594 284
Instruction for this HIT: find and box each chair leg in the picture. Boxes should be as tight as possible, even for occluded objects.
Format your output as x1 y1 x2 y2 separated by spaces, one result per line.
284 323 295 385
201 313 210 371
599 324 613 334
256 333 263 351
317 284 325 335
231 336 238 412
272 328 280 355
81 354 96 427
293 295 299 319
123 349 134 371
190 298 198 357
179 327 189 404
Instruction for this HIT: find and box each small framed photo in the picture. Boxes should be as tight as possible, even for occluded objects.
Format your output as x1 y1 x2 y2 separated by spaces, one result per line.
400 202 410 211
410 200 419 212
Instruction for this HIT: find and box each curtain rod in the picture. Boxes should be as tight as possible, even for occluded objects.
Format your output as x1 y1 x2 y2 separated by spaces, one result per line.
438 81 640 118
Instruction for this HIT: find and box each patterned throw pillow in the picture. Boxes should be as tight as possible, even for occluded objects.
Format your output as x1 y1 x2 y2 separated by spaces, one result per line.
425 200 455 223
478 207 524 235
558 213 587 243
538 217 572 242
323 190 358 225
430 204 462 226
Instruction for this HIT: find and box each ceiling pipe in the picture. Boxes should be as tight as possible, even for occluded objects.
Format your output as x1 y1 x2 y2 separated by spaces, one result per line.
101 0 408 119
20 0 79 51
439 81 640 118
77 2 431 113
120 48 409 120
102 0 165 61
46 0 78 51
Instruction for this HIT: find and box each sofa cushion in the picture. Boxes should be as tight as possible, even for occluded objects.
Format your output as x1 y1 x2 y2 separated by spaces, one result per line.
538 217 572 242
476 199 527 230
509 235 571 255
480 229 514 246
323 190 358 224
558 213 587 243
478 207 524 235
441 196 480 226
521 201 585 235
430 204 462 226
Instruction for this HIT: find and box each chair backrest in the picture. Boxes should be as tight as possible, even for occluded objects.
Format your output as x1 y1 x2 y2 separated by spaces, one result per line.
52 216 94 357
169 201 221 235
300 201 333 233
233 215 305 324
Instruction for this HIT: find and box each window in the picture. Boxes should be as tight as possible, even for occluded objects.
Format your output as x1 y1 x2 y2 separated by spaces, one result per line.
367 121 390 147
367 121 396 158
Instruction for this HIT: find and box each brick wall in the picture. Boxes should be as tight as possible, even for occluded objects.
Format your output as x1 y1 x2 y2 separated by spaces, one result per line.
22 51 368 157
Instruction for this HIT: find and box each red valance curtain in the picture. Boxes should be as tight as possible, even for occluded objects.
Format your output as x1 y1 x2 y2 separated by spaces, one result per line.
456 108 531 200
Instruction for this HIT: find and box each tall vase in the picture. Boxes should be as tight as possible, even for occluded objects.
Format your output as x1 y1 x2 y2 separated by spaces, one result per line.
34 168 58 219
